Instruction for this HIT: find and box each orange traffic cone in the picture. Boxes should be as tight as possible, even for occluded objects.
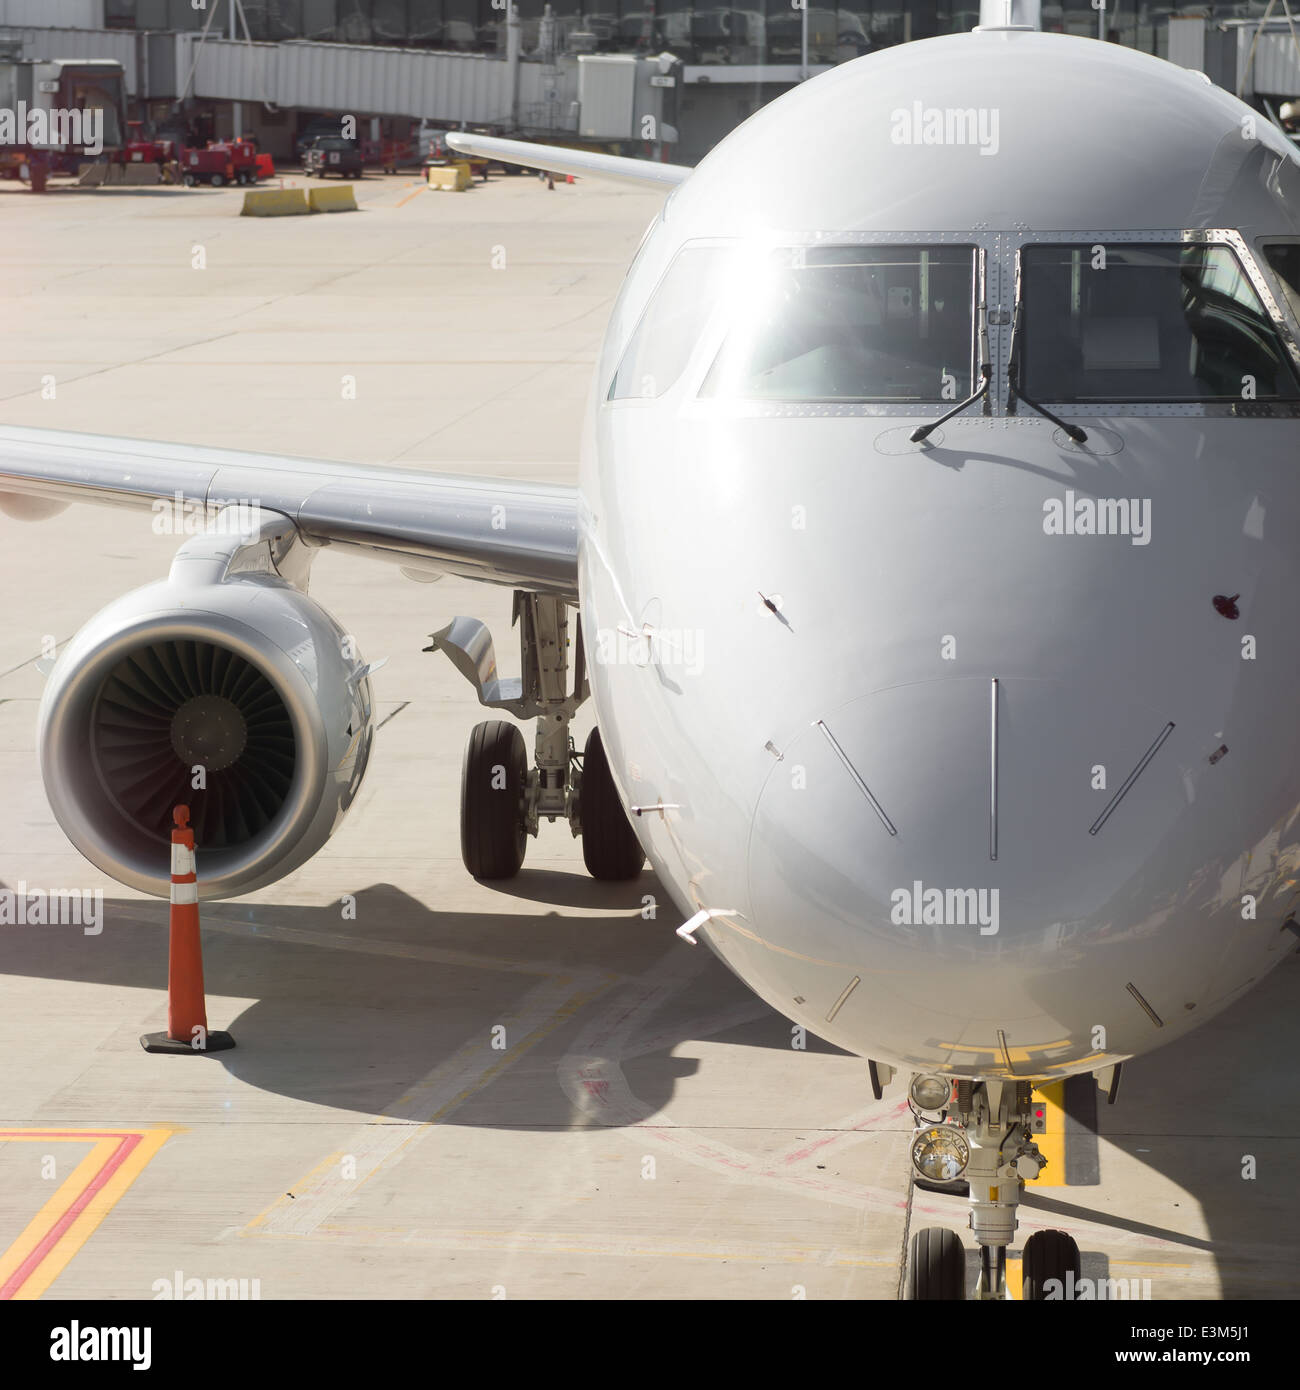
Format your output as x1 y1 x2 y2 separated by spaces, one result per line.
141 805 235 1054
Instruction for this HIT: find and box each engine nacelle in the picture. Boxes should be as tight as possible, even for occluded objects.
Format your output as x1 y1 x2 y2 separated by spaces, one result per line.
38 531 374 900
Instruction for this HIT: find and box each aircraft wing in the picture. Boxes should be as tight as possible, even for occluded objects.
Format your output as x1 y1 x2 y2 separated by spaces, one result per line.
446 132 690 192
0 424 578 597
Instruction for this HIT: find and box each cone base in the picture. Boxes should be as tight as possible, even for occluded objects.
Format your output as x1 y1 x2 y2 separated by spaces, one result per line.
140 1030 237 1054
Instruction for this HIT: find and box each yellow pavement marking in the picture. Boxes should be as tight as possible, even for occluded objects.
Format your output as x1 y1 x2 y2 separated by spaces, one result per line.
396 185 427 208
0 1128 172 1299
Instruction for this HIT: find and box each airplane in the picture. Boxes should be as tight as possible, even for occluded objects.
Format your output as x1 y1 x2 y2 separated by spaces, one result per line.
3 0 1300 1300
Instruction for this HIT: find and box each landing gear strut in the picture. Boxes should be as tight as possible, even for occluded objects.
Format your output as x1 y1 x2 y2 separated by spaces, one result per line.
429 592 643 881
902 1075 1080 1300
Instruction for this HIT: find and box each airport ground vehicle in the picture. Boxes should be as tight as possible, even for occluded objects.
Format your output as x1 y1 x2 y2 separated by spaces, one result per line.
294 116 351 160
181 146 235 187
304 138 364 178
206 140 261 185
124 124 178 168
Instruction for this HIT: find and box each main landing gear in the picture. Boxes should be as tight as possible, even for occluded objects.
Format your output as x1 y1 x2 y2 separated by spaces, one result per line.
430 592 645 882
902 1074 1081 1300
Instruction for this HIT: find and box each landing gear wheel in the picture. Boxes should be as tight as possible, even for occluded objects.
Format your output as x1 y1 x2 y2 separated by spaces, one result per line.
905 1227 966 1300
460 720 528 880
579 728 645 881
1020 1229 1081 1300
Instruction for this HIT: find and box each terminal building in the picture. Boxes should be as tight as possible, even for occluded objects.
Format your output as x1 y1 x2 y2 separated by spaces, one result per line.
1 0 1298 163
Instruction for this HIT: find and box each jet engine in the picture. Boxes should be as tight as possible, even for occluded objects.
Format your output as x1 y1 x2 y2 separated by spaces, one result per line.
37 524 374 900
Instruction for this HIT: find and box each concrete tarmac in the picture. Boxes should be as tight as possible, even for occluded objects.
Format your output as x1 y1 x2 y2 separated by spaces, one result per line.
0 171 1295 1300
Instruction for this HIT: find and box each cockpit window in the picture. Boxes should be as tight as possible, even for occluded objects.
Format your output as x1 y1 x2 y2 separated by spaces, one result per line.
608 245 728 400
1263 243 1300 326
700 246 977 403
1019 243 1300 403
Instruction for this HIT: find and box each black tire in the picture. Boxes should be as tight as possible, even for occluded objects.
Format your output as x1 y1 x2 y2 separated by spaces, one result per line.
461 720 528 879
211 172 224 187
905 1227 966 1300
1020 1229 1081 1300
183 173 195 187
912 1175 970 1197
579 727 645 881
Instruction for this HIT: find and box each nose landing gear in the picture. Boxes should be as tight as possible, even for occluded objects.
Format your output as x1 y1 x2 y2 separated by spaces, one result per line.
904 1075 1081 1300
429 592 645 882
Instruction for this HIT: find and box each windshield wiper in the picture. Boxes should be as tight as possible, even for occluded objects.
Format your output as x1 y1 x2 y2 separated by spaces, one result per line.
1006 298 1088 443
911 299 991 443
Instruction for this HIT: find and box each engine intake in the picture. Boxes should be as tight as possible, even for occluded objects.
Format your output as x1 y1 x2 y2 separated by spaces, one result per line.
92 638 296 850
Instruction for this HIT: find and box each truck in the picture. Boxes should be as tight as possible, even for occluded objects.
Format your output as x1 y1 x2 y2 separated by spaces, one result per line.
303 137 364 179
0 56 128 191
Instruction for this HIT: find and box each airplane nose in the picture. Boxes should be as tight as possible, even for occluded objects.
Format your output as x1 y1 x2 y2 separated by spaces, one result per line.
747 676 1189 1057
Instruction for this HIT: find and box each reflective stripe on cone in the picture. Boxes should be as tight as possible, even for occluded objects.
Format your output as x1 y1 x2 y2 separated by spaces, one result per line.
166 804 208 1044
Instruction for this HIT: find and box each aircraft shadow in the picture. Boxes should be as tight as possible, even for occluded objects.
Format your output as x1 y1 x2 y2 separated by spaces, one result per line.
0 875 847 1135
1056 951 1300 1300
2 875 1291 1297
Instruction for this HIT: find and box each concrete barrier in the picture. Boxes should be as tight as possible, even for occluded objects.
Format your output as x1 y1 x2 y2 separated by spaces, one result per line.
240 187 311 217
307 184 358 213
123 162 161 186
426 163 470 191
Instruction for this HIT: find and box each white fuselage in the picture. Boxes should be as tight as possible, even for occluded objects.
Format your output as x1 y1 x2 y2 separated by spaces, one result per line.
575 30 1300 1082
